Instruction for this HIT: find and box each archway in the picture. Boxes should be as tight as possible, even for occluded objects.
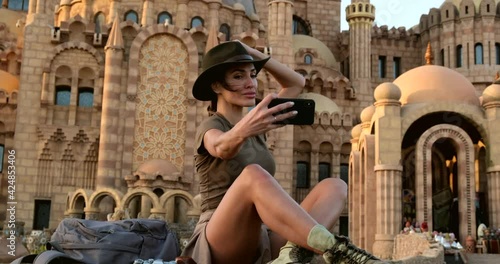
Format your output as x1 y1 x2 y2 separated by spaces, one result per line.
160 190 194 225
88 189 123 220
416 124 476 243
122 188 161 219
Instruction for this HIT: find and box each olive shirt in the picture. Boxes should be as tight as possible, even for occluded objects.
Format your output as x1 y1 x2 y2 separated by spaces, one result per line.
195 112 276 212
182 113 276 263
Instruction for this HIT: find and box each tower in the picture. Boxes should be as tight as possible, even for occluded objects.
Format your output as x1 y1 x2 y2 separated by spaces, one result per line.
96 16 124 189
266 0 296 193
346 0 375 109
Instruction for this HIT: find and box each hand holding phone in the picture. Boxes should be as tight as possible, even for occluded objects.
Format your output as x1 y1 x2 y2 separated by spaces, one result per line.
268 98 315 125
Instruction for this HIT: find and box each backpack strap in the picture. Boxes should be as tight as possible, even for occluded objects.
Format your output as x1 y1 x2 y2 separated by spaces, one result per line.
10 254 37 264
33 250 84 264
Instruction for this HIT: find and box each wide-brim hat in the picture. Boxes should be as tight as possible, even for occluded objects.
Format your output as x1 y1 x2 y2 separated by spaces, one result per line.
193 41 270 101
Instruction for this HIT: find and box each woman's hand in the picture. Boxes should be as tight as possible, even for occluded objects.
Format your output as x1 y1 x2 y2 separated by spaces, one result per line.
233 93 297 138
234 40 268 60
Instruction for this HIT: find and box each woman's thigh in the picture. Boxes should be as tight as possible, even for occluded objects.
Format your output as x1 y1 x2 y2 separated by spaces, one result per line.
205 165 271 264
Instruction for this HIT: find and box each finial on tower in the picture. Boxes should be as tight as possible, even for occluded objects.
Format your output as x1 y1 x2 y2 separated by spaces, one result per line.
494 71 500 84
205 24 220 54
425 42 433 65
105 16 124 50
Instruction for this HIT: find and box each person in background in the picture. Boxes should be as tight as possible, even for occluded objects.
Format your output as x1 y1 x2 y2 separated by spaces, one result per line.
181 40 391 264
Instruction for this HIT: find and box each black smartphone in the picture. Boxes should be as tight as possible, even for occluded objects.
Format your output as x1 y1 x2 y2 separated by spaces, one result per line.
268 98 315 125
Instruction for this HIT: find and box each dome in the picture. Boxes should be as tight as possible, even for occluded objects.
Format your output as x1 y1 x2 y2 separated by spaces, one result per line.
360 105 375 123
393 65 480 106
233 3 246 11
249 13 260 22
136 159 178 176
374 82 401 102
0 70 19 94
292 35 337 68
351 124 362 139
223 0 256 15
298 92 340 114
482 82 500 105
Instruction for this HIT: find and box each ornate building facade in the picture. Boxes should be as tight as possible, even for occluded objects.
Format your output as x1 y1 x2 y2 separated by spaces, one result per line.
0 0 500 258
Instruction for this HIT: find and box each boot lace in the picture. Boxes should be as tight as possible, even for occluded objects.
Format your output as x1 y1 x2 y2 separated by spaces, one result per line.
288 246 314 264
325 235 380 264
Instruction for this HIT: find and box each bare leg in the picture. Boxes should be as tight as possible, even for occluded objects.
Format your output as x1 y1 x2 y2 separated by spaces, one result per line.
205 164 320 264
270 178 348 258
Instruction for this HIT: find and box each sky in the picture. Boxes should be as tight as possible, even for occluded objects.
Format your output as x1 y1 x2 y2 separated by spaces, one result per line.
340 0 446 30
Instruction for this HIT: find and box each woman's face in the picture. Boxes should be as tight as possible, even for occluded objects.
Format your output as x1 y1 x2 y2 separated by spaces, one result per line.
214 63 258 107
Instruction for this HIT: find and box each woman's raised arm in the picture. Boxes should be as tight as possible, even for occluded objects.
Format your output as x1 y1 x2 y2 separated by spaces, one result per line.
238 41 305 98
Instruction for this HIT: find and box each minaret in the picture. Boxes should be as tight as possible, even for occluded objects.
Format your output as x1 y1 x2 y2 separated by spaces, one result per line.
346 0 375 109
267 0 296 193
96 16 124 188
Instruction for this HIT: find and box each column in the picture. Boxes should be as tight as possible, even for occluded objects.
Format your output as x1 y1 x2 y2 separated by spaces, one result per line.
233 7 244 34
176 0 189 29
68 71 78 126
36 0 44 14
84 207 100 220
141 0 154 27
373 165 402 259
487 167 500 227
207 0 221 30
109 0 121 24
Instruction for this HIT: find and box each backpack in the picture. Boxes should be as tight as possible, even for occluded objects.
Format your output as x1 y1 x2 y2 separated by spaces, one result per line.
12 218 180 264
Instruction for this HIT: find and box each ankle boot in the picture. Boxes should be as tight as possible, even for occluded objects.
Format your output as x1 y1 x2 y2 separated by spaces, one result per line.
268 241 313 264
306 225 395 264
323 235 399 264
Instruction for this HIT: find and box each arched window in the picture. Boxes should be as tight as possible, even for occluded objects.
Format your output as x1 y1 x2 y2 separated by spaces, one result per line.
440 49 445 66
157 12 172 24
292 15 310 35
304 54 313 64
465 6 469 15
393 57 401 78
8 0 29 11
0 144 4 173
378 56 386 78
124 10 139 23
296 161 310 188
456 45 463 68
191 17 204 28
55 86 71 106
318 162 331 182
475 43 484 65
219 24 231 41
94 12 106 34
495 43 500 65
78 88 94 107
340 163 349 184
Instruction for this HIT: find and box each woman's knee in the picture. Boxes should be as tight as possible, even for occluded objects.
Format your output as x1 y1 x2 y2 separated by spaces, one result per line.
319 178 348 200
237 164 274 187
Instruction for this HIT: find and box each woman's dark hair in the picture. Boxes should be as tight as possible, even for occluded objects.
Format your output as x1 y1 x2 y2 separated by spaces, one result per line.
206 65 239 115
